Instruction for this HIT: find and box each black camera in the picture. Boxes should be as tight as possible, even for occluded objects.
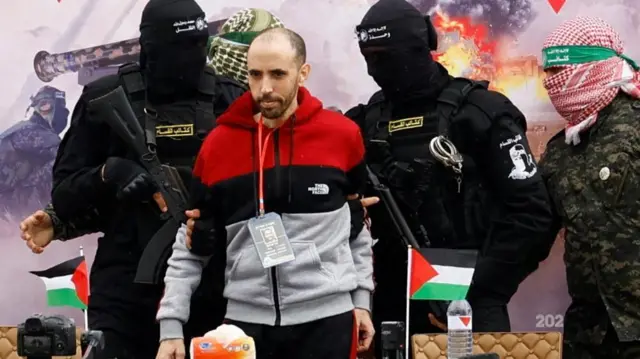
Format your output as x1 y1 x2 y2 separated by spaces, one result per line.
17 314 105 359
381 321 406 359
17 314 76 359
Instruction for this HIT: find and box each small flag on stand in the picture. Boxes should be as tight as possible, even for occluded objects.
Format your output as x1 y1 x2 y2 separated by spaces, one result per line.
404 247 477 359
409 248 477 301
30 255 89 310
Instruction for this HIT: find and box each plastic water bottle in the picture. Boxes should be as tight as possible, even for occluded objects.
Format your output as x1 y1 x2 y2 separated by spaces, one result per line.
447 299 473 359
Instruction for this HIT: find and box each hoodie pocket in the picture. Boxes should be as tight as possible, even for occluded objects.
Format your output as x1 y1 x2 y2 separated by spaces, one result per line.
223 246 273 307
278 242 337 305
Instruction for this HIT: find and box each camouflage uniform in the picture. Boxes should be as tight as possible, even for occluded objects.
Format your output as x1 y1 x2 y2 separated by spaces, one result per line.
539 93 640 359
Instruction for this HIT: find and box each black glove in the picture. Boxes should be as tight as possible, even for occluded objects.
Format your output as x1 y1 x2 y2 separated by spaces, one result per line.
102 157 156 201
348 197 365 240
190 218 224 256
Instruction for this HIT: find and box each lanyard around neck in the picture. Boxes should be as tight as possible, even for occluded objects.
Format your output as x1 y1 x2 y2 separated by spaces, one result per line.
257 116 274 216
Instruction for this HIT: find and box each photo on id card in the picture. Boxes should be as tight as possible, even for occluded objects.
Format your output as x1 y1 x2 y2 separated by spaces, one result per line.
247 212 295 268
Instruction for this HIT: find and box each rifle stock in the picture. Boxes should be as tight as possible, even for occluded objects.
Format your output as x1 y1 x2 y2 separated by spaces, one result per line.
88 86 189 284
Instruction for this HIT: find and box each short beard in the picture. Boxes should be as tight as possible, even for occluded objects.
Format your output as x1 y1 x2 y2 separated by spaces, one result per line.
261 84 299 121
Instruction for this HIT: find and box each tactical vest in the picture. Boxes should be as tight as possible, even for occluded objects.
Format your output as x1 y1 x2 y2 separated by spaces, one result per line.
364 77 495 250
115 63 247 170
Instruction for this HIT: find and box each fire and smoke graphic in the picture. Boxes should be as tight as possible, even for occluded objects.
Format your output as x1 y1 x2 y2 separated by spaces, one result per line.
430 10 549 102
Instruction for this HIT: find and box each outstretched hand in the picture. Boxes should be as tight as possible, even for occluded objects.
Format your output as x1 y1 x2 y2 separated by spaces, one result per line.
20 210 54 254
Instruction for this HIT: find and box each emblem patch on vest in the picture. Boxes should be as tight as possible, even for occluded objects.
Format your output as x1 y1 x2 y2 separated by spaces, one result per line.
156 124 194 137
388 116 424 133
507 144 537 180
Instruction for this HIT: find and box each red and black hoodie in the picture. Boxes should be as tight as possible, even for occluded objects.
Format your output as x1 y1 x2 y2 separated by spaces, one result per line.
156 87 374 340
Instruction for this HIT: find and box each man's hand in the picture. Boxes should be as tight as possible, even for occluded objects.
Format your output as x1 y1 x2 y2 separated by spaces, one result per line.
347 194 379 218
184 209 201 249
20 210 54 254
156 338 185 359
153 192 168 213
102 157 157 202
428 313 447 331
355 308 375 353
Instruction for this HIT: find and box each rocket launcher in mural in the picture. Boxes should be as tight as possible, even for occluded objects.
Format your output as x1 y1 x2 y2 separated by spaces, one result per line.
33 18 228 86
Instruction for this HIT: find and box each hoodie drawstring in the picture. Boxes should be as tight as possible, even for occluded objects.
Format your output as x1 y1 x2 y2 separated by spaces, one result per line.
252 117 295 215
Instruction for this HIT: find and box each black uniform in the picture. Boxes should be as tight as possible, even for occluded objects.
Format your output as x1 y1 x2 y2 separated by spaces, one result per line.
50 1 245 358
346 0 555 356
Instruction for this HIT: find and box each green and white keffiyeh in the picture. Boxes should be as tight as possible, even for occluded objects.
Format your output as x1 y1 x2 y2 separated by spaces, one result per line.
208 8 284 86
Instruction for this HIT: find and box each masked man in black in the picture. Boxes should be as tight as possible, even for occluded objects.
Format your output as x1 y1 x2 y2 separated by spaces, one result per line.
344 0 555 355
45 1 250 358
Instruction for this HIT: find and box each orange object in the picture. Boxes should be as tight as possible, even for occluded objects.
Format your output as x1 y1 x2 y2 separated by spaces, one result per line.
190 336 256 359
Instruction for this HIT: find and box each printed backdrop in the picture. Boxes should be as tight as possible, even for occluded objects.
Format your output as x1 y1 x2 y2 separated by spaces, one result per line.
0 0 638 331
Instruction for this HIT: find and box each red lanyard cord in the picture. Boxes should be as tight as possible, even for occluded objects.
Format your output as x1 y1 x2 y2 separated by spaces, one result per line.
257 116 273 216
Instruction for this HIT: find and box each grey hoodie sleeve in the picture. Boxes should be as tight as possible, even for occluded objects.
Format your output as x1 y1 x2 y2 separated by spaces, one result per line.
349 226 375 311
156 225 211 341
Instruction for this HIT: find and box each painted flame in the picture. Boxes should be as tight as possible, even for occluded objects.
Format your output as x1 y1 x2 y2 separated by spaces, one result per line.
431 11 548 101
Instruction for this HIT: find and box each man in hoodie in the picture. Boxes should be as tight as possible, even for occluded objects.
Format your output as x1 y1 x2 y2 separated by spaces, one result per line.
539 16 640 359
156 28 375 359
344 0 554 354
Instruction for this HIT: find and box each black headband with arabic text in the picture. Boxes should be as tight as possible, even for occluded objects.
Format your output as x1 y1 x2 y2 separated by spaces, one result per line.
355 16 429 49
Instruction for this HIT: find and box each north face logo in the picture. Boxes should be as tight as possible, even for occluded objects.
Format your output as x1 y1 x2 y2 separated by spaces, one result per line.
308 183 329 195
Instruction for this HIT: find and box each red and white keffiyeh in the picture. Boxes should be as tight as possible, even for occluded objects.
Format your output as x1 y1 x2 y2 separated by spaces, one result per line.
542 16 640 145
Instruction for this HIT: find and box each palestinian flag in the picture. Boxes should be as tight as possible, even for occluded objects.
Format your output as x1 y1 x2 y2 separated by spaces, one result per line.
408 248 477 301
30 256 89 310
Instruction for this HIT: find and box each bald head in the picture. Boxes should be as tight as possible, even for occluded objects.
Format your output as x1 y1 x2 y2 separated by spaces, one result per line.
249 27 307 67
246 27 311 124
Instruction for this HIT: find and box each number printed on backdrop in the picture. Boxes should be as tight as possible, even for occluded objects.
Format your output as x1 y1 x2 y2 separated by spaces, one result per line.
535 314 564 328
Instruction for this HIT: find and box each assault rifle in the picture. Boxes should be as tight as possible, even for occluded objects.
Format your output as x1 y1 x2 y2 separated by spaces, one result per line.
367 165 449 323
89 86 188 284
366 166 422 249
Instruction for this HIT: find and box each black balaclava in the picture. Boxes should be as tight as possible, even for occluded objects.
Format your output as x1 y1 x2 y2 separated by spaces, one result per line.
356 0 449 103
139 0 209 104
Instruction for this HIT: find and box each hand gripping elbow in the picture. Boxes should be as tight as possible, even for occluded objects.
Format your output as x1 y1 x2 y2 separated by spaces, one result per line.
189 219 219 256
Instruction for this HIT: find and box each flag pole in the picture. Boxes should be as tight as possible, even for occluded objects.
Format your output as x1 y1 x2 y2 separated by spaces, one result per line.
405 245 412 359
79 246 89 331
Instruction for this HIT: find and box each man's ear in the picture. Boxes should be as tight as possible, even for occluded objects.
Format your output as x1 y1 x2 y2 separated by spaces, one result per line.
298 63 311 86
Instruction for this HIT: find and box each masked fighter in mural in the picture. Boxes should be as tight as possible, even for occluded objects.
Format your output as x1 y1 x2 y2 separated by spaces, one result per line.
0 86 68 222
539 16 640 359
343 0 554 355
21 3 284 359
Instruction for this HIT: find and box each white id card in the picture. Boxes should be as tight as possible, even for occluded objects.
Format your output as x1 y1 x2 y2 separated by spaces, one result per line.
247 212 295 268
